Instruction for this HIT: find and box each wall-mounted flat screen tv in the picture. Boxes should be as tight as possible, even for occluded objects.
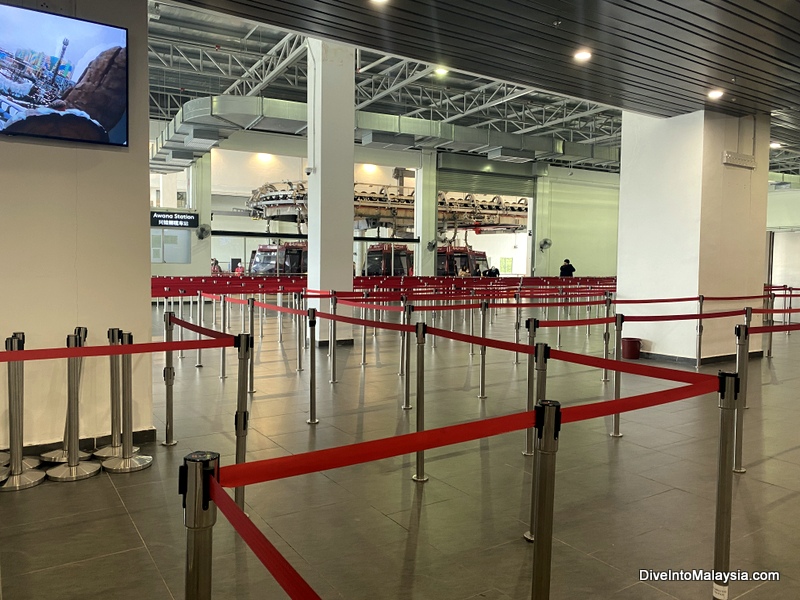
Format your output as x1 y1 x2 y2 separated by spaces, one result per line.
0 3 128 146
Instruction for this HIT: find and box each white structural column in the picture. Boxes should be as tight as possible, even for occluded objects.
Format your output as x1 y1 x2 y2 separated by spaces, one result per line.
617 110 769 359
307 38 355 339
415 149 438 276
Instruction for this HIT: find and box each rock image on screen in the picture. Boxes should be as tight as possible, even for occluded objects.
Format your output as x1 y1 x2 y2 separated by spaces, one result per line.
0 4 127 146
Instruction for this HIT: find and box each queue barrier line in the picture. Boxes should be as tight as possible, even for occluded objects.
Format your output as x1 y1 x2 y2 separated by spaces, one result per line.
703 294 767 302
314 311 415 333
0 337 233 364
337 299 405 312
413 302 483 312
253 300 307 316
561 379 720 423
427 326 530 355
751 306 800 314
548 348 717 385
200 292 222 301
225 296 249 306
614 296 698 304
209 478 322 600
170 316 236 340
538 316 616 328
496 299 608 309
219 411 537 488
749 323 800 334
624 309 744 323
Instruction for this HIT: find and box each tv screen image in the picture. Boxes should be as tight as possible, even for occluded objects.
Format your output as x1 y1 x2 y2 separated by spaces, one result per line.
0 4 128 146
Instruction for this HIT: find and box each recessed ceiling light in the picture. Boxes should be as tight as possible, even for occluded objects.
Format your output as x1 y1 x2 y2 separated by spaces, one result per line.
574 50 592 62
370 0 388 3
770 142 782 149
708 89 724 100
434 67 449 76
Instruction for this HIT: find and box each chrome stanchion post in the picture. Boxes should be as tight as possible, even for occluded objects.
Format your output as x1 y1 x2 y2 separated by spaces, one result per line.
195 292 204 368
696 294 704 370
602 293 612 381
514 292 521 364
523 341 549 542
248 298 257 390
412 323 428 482
178 292 185 358
1 335 45 490
469 290 476 356
788 287 793 333
307 309 319 425
431 302 438 349
522 328 542 457
329 295 339 384
361 292 368 366
259 293 264 340
610 313 624 438
766 293 775 358
102 333 154 473
402 304 414 410
398 296 408 376
733 325 749 474
713 373 739 600
212 295 217 326
239 294 245 334
743 307 751 409
529 400 561 599
47 334 101 481
478 300 488 399
295 297 304 373
180 451 219 600
163 317 178 446
234 333 252 509
95 328 129 457
220 294 228 379
278 289 284 344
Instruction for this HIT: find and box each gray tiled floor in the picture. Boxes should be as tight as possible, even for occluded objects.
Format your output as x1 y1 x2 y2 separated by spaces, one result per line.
1 302 799 599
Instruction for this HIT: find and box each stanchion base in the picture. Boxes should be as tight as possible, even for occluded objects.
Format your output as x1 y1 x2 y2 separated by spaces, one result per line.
609 433 624 438
94 445 140 459
161 440 179 447
102 455 154 473
0 451 9 466
219 375 227 380
329 379 338 384
195 364 204 368
21 457 41 470
402 404 412 411
478 395 487 400
0 469 46 491
412 474 429 483
46 462 101 482
733 467 747 474
601 377 610 383
522 451 535 457
40 449 92 463
523 532 535 543
306 419 319 425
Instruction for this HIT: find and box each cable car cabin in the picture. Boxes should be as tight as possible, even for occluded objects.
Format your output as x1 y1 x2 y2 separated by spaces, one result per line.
437 246 490 276
364 244 414 276
249 243 308 275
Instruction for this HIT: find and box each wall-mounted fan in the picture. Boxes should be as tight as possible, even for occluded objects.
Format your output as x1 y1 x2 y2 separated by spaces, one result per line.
196 224 212 240
538 238 553 252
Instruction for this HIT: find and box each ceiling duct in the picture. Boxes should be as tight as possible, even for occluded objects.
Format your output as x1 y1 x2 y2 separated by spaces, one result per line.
487 148 538 163
184 128 221 151
168 150 196 163
361 131 415 151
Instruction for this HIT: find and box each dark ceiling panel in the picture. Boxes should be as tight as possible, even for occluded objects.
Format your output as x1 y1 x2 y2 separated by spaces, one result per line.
178 0 800 122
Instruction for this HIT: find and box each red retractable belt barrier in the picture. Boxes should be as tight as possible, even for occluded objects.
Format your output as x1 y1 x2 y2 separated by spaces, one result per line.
538 317 616 328
614 297 698 304
219 411 536 488
209 479 322 600
562 379 720 423
337 299 405 312
170 316 235 340
623 309 744 323
751 307 800 314
427 326 532 355
703 294 767 301
749 323 800 334
314 311 415 333
0 337 233 364
254 300 307 316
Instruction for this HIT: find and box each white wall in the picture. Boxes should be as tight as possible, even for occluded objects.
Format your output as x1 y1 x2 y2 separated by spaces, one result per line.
452 231 529 275
772 231 800 289
535 167 620 277
767 189 800 229
0 0 151 445
617 111 705 358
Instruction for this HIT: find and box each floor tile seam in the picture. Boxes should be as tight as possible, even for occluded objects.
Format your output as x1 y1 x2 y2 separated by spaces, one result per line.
616 581 681 599
109 473 177 600
0 503 132 533
7 546 150 579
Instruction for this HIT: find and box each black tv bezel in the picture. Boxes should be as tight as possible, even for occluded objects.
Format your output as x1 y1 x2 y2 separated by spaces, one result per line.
0 1 130 148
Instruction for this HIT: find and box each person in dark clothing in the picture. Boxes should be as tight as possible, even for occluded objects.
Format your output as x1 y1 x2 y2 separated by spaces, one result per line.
559 259 576 277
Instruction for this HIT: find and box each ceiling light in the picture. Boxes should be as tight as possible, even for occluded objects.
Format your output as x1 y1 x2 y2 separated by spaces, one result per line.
434 67 449 76
770 142 782 149
708 89 724 100
370 0 388 3
573 50 592 62
256 153 273 162
363 164 377 173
